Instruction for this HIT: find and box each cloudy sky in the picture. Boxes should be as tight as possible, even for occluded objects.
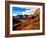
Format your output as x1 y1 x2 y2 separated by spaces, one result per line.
12 7 37 16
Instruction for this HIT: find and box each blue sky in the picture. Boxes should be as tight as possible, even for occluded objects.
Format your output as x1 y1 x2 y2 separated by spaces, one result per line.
12 7 32 15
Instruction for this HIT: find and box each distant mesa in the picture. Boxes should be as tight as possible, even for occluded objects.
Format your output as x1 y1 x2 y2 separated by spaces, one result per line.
14 15 32 19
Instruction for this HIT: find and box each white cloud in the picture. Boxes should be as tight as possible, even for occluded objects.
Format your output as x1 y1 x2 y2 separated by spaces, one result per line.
21 8 37 15
12 14 17 16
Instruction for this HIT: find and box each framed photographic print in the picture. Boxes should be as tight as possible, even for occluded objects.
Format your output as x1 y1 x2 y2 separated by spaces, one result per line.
5 1 45 37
